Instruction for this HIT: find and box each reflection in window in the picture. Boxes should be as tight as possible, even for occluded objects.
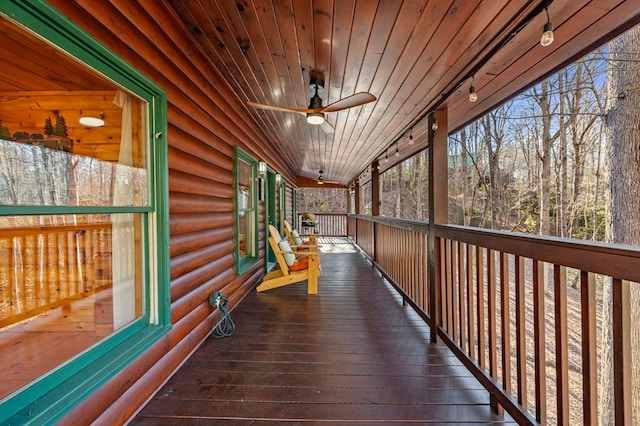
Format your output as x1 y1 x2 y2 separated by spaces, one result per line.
0 15 152 400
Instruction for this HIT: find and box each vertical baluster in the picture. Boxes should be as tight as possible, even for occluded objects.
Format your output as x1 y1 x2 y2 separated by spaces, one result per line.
580 271 597 425
458 242 467 351
515 255 527 408
476 246 486 369
443 239 451 333
15 236 25 314
487 249 499 412
466 243 475 360
554 265 568 425
500 252 511 396
533 260 547 423
612 278 631 424
450 240 458 341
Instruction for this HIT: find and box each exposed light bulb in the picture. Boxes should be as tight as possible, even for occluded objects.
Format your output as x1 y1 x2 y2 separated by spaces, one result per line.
432 118 438 130
469 86 478 102
540 7 554 47
540 22 554 46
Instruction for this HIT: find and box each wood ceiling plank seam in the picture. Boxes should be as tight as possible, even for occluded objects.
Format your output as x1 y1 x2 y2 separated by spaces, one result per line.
212 0 281 106
273 0 311 109
250 0 298 110
448 0 638 132
334 0 447 180
136 1 285 163
171 1 260 101
173 1 303 174
327 0 378 181
357 0 479 155
312 0 335 95
263 1 314 163
159 1 299 176
338 0 378 96
219 0 306 176
331 0 401 181
355 1 540 172
322 0 355 108
151 7 300 180
292 0 315 95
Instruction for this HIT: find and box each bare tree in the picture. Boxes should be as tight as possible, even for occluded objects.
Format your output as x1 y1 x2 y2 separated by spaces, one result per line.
600 25 640 425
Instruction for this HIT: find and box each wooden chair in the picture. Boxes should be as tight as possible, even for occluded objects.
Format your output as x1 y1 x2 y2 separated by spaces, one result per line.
257 225 322 294
283 219 317 248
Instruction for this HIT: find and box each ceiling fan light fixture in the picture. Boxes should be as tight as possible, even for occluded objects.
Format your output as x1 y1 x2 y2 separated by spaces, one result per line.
307 112 325 125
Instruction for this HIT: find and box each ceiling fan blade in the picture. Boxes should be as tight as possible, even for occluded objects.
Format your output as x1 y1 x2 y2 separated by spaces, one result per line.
321 92 376 113
247 101 308 115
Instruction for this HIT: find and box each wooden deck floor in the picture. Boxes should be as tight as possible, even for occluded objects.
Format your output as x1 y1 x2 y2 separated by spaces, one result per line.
133 239 516 425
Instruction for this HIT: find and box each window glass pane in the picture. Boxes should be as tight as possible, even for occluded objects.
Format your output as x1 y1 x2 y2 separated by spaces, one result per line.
0 94 148 207
0 213 145 399
237 158 255 258
0 14 155 401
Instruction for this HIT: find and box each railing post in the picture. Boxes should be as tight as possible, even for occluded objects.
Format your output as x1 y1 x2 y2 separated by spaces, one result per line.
612 278 632 424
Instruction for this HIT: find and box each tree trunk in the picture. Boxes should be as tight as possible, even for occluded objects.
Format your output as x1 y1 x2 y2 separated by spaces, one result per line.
601 25 640 425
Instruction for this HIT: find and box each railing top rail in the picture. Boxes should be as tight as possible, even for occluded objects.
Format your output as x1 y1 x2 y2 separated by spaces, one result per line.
351 215 640 281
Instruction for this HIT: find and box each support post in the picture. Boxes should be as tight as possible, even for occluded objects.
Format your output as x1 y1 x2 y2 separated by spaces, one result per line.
428 108 448 343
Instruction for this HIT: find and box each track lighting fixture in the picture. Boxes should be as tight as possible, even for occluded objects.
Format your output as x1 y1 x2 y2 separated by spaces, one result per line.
540 7 554 47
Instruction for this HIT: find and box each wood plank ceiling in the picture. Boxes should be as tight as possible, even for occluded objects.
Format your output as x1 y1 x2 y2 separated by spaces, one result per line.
167 0 640 187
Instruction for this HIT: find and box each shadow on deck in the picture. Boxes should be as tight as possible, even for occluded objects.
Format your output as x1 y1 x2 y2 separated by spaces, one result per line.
133 239 516 424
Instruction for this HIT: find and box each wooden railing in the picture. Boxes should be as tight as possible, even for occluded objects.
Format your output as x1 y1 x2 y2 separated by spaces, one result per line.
296 213 347 237
0 223 112 328
350 214 640 425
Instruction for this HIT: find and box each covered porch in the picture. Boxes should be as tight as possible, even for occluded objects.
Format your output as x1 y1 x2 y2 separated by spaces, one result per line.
135 211 640 424
134 236 515 424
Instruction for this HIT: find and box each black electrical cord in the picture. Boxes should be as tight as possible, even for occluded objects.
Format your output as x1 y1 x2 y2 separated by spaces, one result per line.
209 292 235 338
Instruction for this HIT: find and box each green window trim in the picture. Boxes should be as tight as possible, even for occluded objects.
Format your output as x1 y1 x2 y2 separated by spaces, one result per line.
0 0 170 423
234 147 260 274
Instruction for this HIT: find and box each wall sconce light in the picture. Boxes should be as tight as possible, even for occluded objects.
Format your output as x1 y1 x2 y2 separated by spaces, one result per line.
432 117 439 131
275 173 282 185
540 7 554 47
469 76 478 102
258 161 267 177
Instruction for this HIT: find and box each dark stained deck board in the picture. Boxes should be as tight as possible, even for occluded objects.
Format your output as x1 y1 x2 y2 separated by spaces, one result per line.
133 240 516 424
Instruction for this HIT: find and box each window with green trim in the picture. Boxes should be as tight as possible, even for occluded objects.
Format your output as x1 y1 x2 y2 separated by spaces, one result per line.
0 2 169 422
235 148 259 273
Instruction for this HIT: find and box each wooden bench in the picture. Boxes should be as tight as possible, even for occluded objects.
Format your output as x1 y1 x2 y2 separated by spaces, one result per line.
256 225 322 294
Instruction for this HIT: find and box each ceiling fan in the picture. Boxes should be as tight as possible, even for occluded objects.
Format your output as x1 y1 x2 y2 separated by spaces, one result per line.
247 77 376 133
316 170 339 185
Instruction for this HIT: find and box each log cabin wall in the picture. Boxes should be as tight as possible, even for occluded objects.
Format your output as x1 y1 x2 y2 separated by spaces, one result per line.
33 2 292 423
